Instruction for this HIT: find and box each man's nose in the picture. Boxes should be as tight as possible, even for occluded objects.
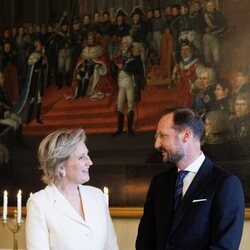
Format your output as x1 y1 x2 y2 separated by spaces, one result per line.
155 136 161 149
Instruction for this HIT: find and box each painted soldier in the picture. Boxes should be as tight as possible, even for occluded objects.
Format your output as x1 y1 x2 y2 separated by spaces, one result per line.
44 24 56 87
71 17 84 69
130 6 148 74
54 18 72 88
191 67 216 118
113 36 144 136
203 0 226 71
108 8 130 60
15 40 47 124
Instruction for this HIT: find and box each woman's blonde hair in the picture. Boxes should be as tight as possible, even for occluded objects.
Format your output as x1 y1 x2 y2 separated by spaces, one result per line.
38 128 86 185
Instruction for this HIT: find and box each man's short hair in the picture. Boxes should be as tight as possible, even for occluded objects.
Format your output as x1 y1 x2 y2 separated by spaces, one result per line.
217 78 232 93
122 35 133 47
236 93 250 104
164 107 204 139
196 66 216 85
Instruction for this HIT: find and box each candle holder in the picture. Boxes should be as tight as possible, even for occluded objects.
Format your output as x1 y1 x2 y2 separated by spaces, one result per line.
2 210 23 250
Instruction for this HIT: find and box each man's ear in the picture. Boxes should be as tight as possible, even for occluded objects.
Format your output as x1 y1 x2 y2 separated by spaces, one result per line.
182 128 192 142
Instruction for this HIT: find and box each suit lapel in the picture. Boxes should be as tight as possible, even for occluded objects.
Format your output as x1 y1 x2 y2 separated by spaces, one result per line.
168 157 214 237
45 184 88 227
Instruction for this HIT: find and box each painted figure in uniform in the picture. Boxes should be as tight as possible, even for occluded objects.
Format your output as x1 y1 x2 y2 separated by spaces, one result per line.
54 18 72 88
113 35 144 136
15 40 47 124
203 0 226 71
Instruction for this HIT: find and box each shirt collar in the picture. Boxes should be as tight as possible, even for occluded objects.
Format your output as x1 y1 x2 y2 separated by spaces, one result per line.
179 152 205 173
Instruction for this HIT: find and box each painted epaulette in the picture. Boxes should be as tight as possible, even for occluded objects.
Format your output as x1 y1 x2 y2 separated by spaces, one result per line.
28 52 41 65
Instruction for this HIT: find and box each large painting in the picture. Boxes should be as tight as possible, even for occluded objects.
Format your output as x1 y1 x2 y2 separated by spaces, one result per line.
0 0 249 215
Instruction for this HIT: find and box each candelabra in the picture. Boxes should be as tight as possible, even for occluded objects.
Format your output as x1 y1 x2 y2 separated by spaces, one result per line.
2 210 23 250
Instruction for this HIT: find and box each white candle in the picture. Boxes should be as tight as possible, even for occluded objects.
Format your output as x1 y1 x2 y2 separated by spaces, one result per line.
3 190 8 220
17 190 22 223
103 187 109 207
29 192 33 198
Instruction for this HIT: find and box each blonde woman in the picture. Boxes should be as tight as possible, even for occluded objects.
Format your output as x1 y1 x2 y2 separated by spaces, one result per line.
26 128 119 250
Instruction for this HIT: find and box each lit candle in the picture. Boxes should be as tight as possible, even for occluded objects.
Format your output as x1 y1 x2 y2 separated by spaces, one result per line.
3 190 8 220
17 190 22 224
103 186 109 207
29 192 33 198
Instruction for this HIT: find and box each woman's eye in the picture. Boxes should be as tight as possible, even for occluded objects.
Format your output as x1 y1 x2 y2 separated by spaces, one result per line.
79 155 88 160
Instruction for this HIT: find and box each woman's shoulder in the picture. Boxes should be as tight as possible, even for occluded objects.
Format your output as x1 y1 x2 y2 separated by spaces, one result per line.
79 184 103 194
28 185 54 203
78 185 105 200
26 187 48 209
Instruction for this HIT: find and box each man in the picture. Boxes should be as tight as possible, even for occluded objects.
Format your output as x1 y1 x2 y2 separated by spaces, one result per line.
211 79 232 112
71 17 84 69
112 35 143 136
109 8 130 59
136 107 244 250
230 93 250 141
172 42 202 107
234 66 250 96
190 1 206 58
54 18 72 88
65 32 115 100
202 110 249 161
152 8 164 57
15 40 47 124
130 6 148 74
191 66 216 117
44 24 56 87
203 0 226 71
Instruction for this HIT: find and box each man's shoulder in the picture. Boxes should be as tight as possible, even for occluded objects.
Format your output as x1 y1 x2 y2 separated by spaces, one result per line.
203 156 237 181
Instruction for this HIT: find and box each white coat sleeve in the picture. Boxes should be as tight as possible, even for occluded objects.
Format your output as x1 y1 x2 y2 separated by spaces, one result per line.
25 196 50 250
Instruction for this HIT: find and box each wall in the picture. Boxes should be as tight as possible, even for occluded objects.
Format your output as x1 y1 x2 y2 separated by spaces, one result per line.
0 218 249 250
220 0 250 70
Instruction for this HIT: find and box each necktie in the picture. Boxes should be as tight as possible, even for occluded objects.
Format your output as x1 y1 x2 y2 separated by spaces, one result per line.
174 170 189 209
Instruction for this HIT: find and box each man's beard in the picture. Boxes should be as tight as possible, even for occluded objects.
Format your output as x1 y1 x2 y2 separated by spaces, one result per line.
182 55 192 62
159 146 184 163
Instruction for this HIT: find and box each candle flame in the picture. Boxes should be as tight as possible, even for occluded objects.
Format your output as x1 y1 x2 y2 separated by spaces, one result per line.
103 186 109 195
4 190 8 196
17 190 22 198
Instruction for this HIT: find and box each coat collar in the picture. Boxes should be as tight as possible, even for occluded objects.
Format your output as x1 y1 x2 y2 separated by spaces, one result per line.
44 184 90 227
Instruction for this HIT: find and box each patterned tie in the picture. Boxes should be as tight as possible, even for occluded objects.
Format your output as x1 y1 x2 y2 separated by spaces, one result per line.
174 170 189 209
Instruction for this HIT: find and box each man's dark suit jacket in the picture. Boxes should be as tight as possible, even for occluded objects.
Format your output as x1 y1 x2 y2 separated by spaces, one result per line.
136 157 245 250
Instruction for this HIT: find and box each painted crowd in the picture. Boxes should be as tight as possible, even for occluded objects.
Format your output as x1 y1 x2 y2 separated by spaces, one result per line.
0 0 250 163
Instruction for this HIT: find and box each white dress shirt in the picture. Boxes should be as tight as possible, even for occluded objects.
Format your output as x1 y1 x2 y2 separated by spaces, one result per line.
179 152 205 197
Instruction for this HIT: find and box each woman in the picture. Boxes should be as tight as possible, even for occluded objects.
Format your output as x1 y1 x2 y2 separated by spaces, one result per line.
26 129 119 250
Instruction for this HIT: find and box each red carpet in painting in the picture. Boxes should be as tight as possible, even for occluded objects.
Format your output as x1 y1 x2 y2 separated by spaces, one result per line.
23 84 178 136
